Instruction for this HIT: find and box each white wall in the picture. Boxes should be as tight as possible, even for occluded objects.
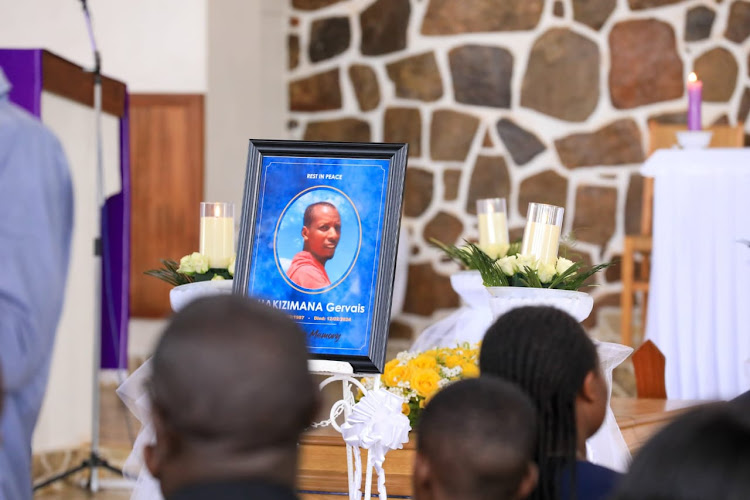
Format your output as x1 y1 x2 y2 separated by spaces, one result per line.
32 92 122 452
0 0 207 92
205 0 287 207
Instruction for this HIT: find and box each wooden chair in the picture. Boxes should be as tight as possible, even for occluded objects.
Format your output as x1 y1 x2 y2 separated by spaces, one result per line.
620 122 745 347
632 340 666 399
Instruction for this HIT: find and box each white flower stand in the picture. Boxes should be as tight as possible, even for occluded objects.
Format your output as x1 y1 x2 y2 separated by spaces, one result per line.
486 285 594 322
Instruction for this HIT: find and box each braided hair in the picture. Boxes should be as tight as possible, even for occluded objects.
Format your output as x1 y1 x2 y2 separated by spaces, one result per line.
479 306 599 500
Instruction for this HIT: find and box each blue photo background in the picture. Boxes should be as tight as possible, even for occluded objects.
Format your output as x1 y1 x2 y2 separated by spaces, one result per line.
248 156 390 357
275 188 360 288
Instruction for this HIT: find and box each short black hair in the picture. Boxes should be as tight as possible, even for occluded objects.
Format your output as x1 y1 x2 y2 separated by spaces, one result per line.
418 377 537 500
479 306 599 500
149 295 318 451
610 402 750 500
303 201 337 227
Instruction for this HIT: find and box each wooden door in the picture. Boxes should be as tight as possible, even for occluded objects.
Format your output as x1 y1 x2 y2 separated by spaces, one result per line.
129 94 204 317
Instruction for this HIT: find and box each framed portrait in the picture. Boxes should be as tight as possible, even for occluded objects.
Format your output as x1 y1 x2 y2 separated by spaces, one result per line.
233 140 409 373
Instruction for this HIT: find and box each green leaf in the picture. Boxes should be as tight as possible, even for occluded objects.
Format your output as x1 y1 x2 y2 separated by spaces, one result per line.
429 238 475 269
144 259 195 286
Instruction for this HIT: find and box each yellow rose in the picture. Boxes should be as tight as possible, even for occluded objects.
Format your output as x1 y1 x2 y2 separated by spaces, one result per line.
410 354 437 370
444 354 463 368
461 362 479 378
384 358 400 373
402 402 411 416
382 364 411 387
410 368 441 398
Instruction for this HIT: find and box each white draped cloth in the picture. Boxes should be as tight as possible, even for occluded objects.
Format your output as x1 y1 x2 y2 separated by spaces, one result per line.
117 361 161 500
643 149 750 400
412 271 633 472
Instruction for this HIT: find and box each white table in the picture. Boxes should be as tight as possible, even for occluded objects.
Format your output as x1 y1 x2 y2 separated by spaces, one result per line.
643 149 750 400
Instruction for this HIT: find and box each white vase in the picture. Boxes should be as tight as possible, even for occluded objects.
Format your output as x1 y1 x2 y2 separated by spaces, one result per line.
486 286 594 323
169 279 234 312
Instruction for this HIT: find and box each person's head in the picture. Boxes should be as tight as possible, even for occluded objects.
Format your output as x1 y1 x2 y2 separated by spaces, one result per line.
610 403 750 500
479 306 606 499
145 295 319 496
414 378 539 500
302 202 341 264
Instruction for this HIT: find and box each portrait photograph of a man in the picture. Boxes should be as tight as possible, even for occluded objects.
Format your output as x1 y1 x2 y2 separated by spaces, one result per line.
286 201 341 289
240 148 406 369
275 187 360 293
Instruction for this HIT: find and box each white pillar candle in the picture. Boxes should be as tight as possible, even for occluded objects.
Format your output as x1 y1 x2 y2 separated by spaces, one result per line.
476 198 509 258
199 202 235 269
521 203 564 266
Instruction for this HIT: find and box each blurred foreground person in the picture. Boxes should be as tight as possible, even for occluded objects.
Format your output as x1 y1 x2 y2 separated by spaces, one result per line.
145 295 320 500
480 306 620 500
610 402 750 500
413 377 539 500
0 67 74 500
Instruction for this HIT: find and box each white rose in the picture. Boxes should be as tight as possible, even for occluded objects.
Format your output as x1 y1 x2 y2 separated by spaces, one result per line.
515 254 538 273
177 252 210 274
556 257 575 275
496 255 517 276
538 262 556 283
480 243 510 260
228 254 236 277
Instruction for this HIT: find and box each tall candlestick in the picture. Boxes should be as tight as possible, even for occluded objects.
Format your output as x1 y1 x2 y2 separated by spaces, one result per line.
687 72 702 131
200 202 235 269
476 198 509 258
521 203 564 266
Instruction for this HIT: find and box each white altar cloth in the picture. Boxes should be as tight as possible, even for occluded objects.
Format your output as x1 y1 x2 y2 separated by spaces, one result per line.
643 148 750 400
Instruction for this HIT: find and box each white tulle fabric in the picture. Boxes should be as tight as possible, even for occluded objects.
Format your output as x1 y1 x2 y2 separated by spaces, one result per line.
116 360 163 500
339 389 411 500
411 271 634 472
585 342 633 472
411 271 493 351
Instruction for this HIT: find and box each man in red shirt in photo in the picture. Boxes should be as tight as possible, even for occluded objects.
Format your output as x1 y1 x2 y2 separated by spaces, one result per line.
286 202 341 289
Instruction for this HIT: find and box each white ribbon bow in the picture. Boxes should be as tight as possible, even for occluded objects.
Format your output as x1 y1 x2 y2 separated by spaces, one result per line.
339 388 411 500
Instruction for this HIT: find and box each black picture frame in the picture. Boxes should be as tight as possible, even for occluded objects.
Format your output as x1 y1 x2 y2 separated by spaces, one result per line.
233 140 408 373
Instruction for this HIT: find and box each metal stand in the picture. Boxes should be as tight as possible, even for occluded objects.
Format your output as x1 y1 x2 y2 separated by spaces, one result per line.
33 0 124 492
309 361 381 500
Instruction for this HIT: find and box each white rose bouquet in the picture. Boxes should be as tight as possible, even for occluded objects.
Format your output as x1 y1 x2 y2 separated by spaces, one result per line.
145 252 235 286
433 239 609 291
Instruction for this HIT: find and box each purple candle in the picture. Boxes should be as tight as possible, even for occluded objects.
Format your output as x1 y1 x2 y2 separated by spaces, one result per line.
687 72 702 131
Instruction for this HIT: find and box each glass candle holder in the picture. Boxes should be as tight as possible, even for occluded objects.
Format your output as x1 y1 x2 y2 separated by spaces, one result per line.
199 202 235 269
476 198 509 258
521 203 564 266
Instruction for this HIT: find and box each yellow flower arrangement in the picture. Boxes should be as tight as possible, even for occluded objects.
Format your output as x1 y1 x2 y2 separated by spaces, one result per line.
361 342 480 427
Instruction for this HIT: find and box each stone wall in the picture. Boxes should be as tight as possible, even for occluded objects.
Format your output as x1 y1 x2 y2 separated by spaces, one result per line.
286 0 750 342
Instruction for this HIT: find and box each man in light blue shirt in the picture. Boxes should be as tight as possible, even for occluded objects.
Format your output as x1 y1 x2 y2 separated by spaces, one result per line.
0 67 74 500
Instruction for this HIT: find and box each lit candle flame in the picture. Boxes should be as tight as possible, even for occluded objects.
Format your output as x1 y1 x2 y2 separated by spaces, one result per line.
688 72 697 83
214 204 221 217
